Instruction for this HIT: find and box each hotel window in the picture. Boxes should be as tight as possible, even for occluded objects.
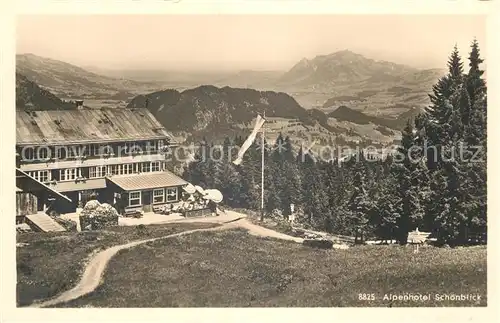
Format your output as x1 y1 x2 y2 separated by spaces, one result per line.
153 189 165 204
129 191 141 207
151 161 161 172
131 143 142 155
158 140 164 151
23 147 35 161
109 165 119 176
67 146 81 158
38 170 50 183
55 146 66 159
166 188 178 202
148 141 155 153
90 144 99 156
124 164 133 174
90 166 106 178
121 143 130 155
133 163 140 173
142 162 151 173
100 145 114 156
37 147 49 160
117 164 123 175
124 142 139 155
27 170 51 183
60 168 78 181
80 145 88 157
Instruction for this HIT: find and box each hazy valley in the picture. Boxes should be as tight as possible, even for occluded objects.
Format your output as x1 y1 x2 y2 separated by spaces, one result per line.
16 51 444 149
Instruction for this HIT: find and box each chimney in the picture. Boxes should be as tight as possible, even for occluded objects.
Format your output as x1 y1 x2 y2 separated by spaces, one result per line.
75 100 84 109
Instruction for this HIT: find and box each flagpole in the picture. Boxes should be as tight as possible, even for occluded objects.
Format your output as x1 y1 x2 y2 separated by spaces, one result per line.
260 111 265 222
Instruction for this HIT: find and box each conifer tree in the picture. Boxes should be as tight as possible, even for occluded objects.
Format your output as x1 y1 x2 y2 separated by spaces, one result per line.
371 174 400 242
392 119 426 244
448 45 464 88
347 171 372 243
299 151 329 228
466 39 486 109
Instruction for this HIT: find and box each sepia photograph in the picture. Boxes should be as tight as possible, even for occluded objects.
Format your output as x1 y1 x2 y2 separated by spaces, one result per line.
11 12 488 310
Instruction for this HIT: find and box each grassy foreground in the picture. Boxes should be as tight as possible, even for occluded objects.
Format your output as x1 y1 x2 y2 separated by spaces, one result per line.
57 229 486 307
16 222 219 306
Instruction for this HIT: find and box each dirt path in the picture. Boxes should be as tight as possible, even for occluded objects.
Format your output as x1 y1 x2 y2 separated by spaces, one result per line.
226 218 304 243
31 215 301 308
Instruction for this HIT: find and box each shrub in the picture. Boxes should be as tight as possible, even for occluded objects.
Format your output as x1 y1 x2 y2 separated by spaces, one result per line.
53 217 77 232
303 239 333 249
80 200 119 231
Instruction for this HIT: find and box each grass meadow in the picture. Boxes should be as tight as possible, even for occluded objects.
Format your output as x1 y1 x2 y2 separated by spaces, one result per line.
16 222 219 307
50 229 486 308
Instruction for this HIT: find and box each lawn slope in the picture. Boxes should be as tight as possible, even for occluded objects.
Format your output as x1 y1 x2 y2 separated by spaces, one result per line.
58 229 486 307
16 222 219 306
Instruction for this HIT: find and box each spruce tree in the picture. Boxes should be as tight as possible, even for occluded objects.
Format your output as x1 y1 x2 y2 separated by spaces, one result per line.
371 174 400 242
299 151 329 228
448 45 464 88
392 118 426 244
466 38 486 109
347 171 372 243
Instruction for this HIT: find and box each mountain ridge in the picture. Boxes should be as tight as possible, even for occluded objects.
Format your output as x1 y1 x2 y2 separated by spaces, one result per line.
16 72 76 111
16 52 444 117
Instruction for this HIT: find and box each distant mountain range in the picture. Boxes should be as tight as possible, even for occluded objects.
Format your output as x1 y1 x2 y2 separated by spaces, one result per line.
16 51 444 116
16 53 161 100
16 68 411 149
16 51 443 148
275 50 444 113
279 50 414 86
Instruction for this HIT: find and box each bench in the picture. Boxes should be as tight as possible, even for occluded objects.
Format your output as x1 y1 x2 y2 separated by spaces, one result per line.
153 204 175 215
183 208 212 218
124 208 143 218
153 204 165 214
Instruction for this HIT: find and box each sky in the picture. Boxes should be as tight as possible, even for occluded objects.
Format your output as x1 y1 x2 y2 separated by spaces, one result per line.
16 15 486 71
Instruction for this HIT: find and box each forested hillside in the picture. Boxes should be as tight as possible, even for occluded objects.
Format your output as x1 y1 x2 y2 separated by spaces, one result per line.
16 73 76 111
183 40 487 246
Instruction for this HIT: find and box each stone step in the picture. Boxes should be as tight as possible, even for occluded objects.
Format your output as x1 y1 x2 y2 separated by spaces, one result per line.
26 212 66 232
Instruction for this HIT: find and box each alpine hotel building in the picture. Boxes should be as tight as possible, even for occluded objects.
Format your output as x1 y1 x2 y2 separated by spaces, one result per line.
16 108 187 220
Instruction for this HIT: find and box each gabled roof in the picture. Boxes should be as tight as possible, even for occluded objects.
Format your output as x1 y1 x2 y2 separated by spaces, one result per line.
106 171 187 191
17 108 171 145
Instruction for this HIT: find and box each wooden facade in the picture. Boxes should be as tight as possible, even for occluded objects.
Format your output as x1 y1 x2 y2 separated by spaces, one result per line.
106 171 187 216
16 108 180 218
16 192 37 223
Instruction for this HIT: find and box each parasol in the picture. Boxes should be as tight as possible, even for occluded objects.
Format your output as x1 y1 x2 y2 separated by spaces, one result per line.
194 185 205 195
183 183 196 194
202 189 223 203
